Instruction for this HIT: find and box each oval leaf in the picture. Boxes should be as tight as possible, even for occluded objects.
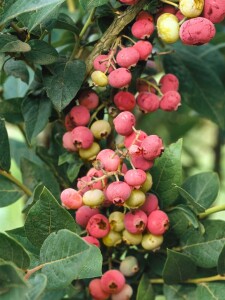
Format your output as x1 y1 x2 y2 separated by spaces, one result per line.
0 118 10 171
136 274 155 300
4 60 29 84
196 283 225 300
0 175 24 207
26 274 47 300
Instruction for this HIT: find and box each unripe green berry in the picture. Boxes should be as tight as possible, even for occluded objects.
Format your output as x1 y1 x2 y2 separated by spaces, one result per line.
141 233 164 251
125 190 146 209
102 230 122 247
91 70 108 87
82 189 105 207
79 142 100 161
90 120 112 139
109 211 125 232
122 229 142 245
157 13 179 44
140 172 153 193
119 256 139 277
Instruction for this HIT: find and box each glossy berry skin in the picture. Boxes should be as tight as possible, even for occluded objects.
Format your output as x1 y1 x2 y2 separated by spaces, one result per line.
124 210 148 234
157 13 179 44
86 213 110 238
89 278 110 300
113 91 136 111
133 41 152 60
91 70 108 87
60 188 83 210
131 19 154 39
109 211 125 232
179 17 216 45
91 120 112 139
116 47 140 68
78 142 100 161
71 126 94 149
78 89 99 110
102 230 122 247
62 132 77 152
124 169 147 189
203 0 225 23
140 193 159 216
75 205 99 228
69 105 90 126
106 181 131 206
111 284 133 300
119 256 139 277
96 149 120 172
137 92 160 113
93 54 113 73
159 73 179 94
147 210 169 235
113 111 136 136
125 190 146 209
122 229 142 245
82 189 105 207
82 236 100 248
141 135 164 161
160 90 181 111
100 270 126 294
108 68 132 88
179 0 204 18
124 130 147 148
141 233 164 251
140 172 153 193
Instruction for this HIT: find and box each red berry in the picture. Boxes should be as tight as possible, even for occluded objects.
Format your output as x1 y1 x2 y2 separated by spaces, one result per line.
137 92 160 113
106 181 131 206
124 130 147 148
136 78 157 93
141 135 164 160
113 111 136 136
147 210 169 235
60 188 83 210
93 54 114 73
140 193 159 216
69 105 90 126
82 236 100 248
77 175 91 195
131 19 154 39
89 278 110 300
71 126 94 149
87 168 107 190
136 10 154 22
116 47 140 68
130 154 154 171
64 114 74 131
120 0 139 4
111 284 133 300
203 0 225 23
62 132 77 152
78 89 99 110
124 169 147 189
96 149 120 172
113 91 136 111
108 68 132 88
75 205 99 227
133 41 153 60
160 90 181 111
124 210 148 234
100 270 126 294
86 213 110 238
159 73 179 94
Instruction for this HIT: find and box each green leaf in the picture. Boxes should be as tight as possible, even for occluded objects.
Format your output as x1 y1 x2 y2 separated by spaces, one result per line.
0 118 10 171
43 60 86 111
21 158 60 200
21 95 52 144
136 274 155 300
151 139 183 208
24 40 58 65
181 220 225 268
0 98 23 124
182 172 220 210
40 229 102 289
0 262 28 300
162 249 197 284
80 0 109 10
0 232 30 269
0 34 31 52
218 244 225 275
163 284 197 300
0 0 66 25
169 205 199 229
24 187 78 247
0 175 24 207
22 183 45 213
163 43 225 129
4 59 29 84
26 274 47 300
54 13 79 34
196 283 225 300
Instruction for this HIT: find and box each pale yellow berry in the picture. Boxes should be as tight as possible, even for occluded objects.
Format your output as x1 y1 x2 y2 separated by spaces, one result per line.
140 172 153 193
122 229 142 245
109 211 125 232
102 230 122 247
82 189 105 207
90 120 112 140
79 142 100 161
179 0 204 18
124 190 146 209
91 70 108 87
141 233 164 251
157 13 179 44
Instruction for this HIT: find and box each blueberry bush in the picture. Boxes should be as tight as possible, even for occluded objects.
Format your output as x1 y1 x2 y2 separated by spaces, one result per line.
0 0 225 299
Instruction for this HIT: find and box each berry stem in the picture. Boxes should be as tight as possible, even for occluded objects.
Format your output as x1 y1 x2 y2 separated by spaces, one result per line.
160 0 179 8
88 103 106 125
141 78 163 96
122 35 136 44
198 204 225 219
67 0 76 12
150 274 225 284
0 170 32 197
24 264 44 280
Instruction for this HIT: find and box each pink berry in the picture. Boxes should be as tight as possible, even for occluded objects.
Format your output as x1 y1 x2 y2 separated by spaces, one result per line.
106 181 131 206
203 0 225 23
96 149 120 172
133 41 153 60
62 132 77 152
128 144 142 156
140 193 159 216
69 105 90 126
147 210 169 235
60 188 83 209
116 47 140 68
175 10 185 21
136 10 154 22
64 114 74 131
155 4 177 21
159 73 179 94
131 19 154 39
111 284 133 300
78 89 99 110
89 278 110 300
82 236 100 248
160 90 181 111
124 169 147 189
75 205 99 227
130 154 154 171
113 111 136 136
120 0 139 4
87 168 107 190
93 54 114 73
100 270 125 294
108 68 132 88
124 210 148 234
141 135 164 160
179 17 216 45
86 213 110 238
71 126 94 149
124 130 147 148
77 175 91 195
136 92 160 113
113 91 136 111
136 78 157 93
